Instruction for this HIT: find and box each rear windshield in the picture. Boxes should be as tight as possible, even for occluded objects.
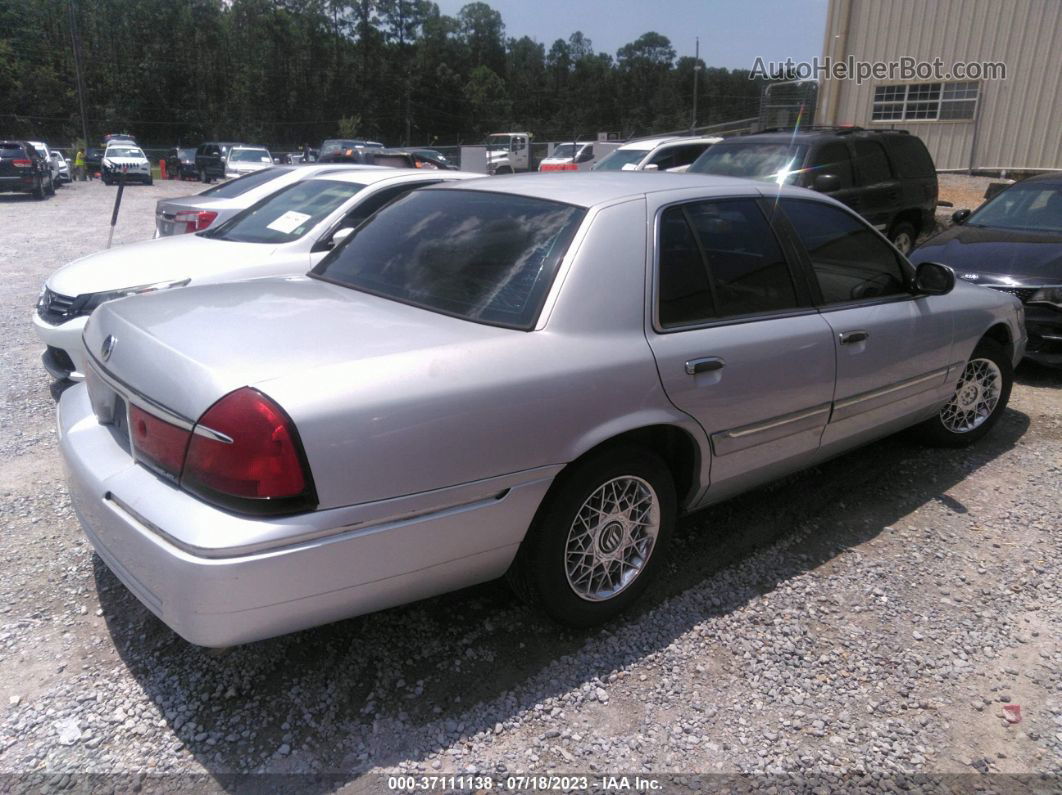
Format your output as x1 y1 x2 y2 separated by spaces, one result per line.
179 148 196 159
230 148 271 163
311 189 586 330
689 142 809 183
591 148 647 171
883 135 936 179
198 167 288 198
0 143 26 156
203 178 365 244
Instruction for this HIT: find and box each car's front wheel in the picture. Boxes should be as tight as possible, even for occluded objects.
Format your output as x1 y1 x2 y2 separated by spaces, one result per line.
508 446 675 627
919 337 1013 447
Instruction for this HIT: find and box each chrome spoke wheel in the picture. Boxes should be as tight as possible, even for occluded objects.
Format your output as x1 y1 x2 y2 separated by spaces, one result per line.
564 476 661 602
940 357 1002 433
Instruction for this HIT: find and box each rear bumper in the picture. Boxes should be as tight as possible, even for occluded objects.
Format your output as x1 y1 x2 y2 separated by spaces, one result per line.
32 312 88 380
59 384 553 647
0 175 35 192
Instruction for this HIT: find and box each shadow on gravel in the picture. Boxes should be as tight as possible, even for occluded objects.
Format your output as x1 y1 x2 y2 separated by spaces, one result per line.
94 407 1030 790
1015 360 1062 389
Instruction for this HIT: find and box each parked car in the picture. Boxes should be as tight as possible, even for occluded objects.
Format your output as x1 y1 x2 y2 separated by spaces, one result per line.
84 147 105 176
195 141 242 183
50 150 71 183
688 127 938 255
34 169 482 380
103 133 136 145
319 139 384 163
0 140 52 199
911 172 1062 367
225 146 274 178
164 147 198 179
154 164 388 237
539 141 597 172
27 141 60 191
592 136 721 174
57 173 1024 646
384 148 458 170
101 143 152 185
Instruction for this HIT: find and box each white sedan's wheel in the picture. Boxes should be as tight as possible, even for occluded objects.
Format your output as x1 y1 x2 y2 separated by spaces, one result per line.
939 358 1002 433
564 476 660 602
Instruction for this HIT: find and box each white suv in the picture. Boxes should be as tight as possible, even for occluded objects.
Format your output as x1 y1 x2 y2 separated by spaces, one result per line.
102 143 152 185
591 135 722 173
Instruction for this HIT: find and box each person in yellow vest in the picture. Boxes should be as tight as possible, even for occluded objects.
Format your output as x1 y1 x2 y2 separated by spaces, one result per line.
74 148 86 181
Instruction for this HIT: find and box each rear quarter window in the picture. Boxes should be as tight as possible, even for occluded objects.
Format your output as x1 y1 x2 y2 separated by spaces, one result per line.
883 135 937 179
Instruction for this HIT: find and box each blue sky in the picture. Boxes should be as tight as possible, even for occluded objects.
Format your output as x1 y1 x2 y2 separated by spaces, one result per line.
434 0 830 69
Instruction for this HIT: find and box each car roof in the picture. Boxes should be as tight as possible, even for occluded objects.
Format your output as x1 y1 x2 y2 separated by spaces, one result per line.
435 171 795 207
302 167 481 186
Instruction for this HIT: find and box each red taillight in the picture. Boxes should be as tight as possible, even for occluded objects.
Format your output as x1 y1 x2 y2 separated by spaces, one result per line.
181 388 314 511
540 163 578 172
173 210 218 233
130 405 191 479
11 158 32 168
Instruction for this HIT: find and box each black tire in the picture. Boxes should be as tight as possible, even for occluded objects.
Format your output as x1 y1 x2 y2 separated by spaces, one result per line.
889 220 916 255
32 176 45 200
146 175 153 185
199 168 208 183
918 337 1013 447
507 445 676 627
45 173 55 196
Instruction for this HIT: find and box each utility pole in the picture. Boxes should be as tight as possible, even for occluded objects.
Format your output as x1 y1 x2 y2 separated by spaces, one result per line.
690 37 701 132
68 0 90 148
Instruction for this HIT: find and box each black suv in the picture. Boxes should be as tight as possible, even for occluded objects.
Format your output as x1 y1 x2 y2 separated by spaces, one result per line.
165 147 197 179
194 141 241 183
0 140 52 199
688 127 938 255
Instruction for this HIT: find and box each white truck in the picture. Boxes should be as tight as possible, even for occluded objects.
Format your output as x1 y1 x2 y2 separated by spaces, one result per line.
484 132 531 174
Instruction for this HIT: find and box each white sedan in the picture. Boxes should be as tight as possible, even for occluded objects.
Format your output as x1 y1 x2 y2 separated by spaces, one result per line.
33 168 484 379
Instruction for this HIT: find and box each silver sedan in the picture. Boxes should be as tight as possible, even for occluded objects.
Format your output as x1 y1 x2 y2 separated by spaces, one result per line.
60 173 1027 646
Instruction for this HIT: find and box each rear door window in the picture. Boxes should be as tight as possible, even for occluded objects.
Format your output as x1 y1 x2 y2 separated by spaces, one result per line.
852 140 893 185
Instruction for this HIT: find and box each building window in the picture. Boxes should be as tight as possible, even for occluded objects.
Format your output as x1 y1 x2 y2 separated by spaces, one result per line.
871 82 979 122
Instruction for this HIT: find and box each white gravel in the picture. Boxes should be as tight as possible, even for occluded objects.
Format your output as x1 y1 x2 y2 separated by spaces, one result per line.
0 180 1059 789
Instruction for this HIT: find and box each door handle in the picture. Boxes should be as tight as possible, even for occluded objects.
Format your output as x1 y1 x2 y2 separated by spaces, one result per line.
839 330 869 344
685 356 725 375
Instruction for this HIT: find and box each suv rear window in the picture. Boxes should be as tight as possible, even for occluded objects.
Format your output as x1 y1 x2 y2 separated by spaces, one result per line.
199 167 289 198
312 190 586 330
0 143 26 156
882 135 936 179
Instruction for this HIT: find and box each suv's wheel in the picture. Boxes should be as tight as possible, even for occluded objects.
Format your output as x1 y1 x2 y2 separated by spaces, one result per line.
918 338 1013 447
32 176 45 200
45 173 55 196
199 168 208 183
889 221 916 255
508 446 676 627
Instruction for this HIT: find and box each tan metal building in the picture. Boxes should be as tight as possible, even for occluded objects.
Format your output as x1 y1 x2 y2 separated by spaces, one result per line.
816 0 1062 172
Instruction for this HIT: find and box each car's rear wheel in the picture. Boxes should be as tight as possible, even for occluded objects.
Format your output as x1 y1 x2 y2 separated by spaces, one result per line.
45 173 55 196
889 221 916 255
919 338 1012 447
199 168 208 183
32 176 45 200
508 446 675 627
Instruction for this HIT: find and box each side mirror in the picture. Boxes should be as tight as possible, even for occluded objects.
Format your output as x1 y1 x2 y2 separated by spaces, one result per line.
642 163 659 172
913 261 956 296
329 226 355 248
813 173 840 193
951 209 972 225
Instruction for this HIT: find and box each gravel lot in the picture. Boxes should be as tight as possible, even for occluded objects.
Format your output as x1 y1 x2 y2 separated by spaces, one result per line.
0 180 1059 790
